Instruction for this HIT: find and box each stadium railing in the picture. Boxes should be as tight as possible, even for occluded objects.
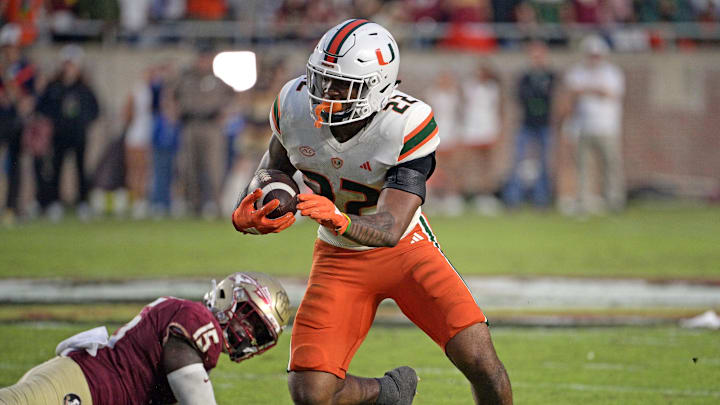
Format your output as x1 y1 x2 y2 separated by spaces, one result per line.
40 20 720 50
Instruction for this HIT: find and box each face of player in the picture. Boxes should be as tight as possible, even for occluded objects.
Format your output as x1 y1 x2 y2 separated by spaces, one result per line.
322 77 357 100
318 76 361 114
308 67 363 104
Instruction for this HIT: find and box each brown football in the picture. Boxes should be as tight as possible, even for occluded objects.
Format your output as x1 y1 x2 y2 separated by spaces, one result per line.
248 169 300 219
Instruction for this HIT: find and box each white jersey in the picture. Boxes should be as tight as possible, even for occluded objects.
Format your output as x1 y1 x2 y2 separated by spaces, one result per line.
271 76 440 250
566 61 625 136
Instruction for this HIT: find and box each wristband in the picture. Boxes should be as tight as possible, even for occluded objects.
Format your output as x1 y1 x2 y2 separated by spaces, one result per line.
337 213 351 235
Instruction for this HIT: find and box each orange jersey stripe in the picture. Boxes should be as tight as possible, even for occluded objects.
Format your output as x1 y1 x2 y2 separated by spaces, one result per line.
399 126 438 161
403 112 434 144
325 19 369 62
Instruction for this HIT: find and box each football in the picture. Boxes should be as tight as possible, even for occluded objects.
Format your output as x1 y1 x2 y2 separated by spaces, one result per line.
248 169 300 219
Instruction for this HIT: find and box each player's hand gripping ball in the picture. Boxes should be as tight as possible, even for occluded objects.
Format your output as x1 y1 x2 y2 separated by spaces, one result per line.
247 169 300 218
232 170 298 235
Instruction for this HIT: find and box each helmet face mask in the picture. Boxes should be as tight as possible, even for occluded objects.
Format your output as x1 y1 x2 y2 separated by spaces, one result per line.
203 272 290 362
307 63 375 126
222 298 277 361
306 19 399 127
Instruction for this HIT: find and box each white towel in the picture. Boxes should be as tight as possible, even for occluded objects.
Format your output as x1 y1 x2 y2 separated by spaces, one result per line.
55 326 110 357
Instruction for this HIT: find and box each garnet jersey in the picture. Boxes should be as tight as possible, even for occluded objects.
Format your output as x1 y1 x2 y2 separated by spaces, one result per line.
270 76 440 249
68 297 223 405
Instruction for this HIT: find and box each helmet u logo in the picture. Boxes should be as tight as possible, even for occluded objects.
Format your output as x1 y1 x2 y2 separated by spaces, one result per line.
375 44 395 66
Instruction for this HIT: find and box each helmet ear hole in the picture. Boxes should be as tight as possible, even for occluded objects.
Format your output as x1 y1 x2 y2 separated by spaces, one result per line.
219 290 225 299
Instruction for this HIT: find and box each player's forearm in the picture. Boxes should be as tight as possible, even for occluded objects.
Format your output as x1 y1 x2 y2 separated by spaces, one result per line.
343 212 399 247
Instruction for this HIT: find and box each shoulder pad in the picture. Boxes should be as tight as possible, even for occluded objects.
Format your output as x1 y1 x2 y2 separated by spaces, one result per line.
269 76 305 138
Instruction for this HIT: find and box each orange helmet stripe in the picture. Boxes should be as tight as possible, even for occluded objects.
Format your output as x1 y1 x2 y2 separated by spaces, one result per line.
324 19 370 63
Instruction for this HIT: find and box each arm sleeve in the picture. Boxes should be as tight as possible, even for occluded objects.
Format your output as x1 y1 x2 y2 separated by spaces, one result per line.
167 363 217 405
383 152 435 203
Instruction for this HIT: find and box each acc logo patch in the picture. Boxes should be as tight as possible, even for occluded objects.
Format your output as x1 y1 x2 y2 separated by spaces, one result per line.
331 157 343 169
298 146 316 157
64 393 82 405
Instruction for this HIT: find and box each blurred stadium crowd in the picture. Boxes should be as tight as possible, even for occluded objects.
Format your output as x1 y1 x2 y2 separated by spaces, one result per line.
2 0 720 48
1 1 719 226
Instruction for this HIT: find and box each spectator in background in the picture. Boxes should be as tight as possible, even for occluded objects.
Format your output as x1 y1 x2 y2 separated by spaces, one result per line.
491 0 522 22
565 35 625 214
117 0 152 43
503 40 556 209
458 61 504 214
186 0 227 20
572 0 601 24
151 86 182 217
0 0 44 45
35 44 99 221
176 45 234 218
0 24 37 226
123 66 154 219
221 95 246 182
423 70 464 215
693 0 720 23
445 0 492 23
150 0 187 21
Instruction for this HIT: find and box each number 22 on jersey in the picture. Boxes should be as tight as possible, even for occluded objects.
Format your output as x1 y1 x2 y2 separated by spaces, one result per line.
302 170 380 216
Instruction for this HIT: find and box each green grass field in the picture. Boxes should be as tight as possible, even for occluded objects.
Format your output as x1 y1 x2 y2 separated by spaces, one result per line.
1 203 719 280
0 322 718 404
2 203 719 403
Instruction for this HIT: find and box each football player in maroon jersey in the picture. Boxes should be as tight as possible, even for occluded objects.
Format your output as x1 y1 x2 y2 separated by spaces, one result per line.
0 272 291 405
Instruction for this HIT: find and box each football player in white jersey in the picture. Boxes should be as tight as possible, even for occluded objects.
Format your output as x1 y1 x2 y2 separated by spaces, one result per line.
232 19 512 405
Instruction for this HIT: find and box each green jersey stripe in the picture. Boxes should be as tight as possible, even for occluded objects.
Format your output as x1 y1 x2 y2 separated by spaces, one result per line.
400 117 437 156
418 214 471 292
272 97 280 132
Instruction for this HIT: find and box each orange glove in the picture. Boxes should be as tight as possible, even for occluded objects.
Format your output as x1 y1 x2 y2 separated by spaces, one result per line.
297 193 350 235
232 188 295 234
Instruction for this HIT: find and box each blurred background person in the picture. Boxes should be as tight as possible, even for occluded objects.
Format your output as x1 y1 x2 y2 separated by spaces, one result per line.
35 44 99 222
458 61 504 214
123 66 154 219
565 35 626 215
151 85 182 218
117 0 152 44
423 70 464 216
503 40 557 209
176 45 234 219
0 23 36 226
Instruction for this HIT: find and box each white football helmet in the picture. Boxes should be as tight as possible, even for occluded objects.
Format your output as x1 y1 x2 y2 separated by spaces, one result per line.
306 19 400 127
203 272 291 362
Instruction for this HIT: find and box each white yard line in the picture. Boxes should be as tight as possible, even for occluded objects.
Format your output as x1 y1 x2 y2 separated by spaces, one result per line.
2 277 719 309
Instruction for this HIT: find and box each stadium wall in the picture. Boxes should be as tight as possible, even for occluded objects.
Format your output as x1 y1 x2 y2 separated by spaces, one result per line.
20 46 720 201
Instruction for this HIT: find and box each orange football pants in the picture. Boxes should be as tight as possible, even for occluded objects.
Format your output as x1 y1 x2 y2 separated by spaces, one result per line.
289 216 487 378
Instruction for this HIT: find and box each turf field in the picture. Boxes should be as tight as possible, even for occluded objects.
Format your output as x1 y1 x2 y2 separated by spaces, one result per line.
1 203 719 403
0 321 718 404
1 202 719 280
